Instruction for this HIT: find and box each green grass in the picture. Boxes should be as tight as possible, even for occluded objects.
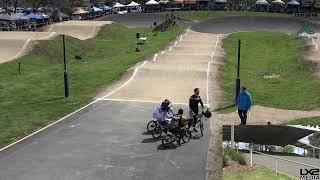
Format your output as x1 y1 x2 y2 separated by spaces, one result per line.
176 11 291 22
286 117 320 126
223 147 247 166
220 32 320 112
0 23 185 148
224 167 296 180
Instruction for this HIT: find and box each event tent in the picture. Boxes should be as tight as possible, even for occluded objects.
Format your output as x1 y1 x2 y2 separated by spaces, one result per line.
90 6 103 12
287 0 300 5
271 0 285 4
215 0 227 3
145 0 160 5
175 0 197 4
0 14 20 21
113 2 126 8
256 0 269 5
72 8 89 15
102 5 112 10
57 12 69 19
159 0 170 4
127 1 141 7
27 13 44 20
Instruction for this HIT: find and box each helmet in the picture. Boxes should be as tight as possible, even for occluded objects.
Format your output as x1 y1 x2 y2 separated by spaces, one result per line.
203 108 212 118
160 99 171 111
178 108 183 115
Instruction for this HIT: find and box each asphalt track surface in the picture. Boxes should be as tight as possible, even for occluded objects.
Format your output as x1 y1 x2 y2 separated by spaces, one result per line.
1 14 319 180
0 101 209 180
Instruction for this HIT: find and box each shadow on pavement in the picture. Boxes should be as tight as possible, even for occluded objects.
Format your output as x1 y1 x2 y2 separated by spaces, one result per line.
141 137 161 143
157 143 178 150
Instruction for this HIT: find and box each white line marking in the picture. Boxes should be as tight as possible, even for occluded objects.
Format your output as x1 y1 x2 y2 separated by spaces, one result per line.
179 35 183 41
153 53 158 61
91 26 97 37
174 41 178 46
312 38 315 45
161 51 165 55
169 46 172 51
206 35 220 106
206 61 211 106
13 39 31 60
44 32 57 40
100 98 196 106
170 160 180 168
99 61 148 99
48 24 54 32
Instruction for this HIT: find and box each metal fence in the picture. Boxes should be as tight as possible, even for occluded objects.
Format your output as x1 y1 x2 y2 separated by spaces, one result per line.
249 149 320 177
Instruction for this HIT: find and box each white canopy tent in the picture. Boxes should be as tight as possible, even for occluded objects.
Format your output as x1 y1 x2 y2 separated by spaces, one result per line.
287 0 300 5
272 0 285 4
215 0 227 3
256 0 269 5
113 2 126 8
145 0 160 5
127 1 141 7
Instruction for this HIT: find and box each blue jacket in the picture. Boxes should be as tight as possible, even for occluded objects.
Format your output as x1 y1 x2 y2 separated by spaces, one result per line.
236 91 252 111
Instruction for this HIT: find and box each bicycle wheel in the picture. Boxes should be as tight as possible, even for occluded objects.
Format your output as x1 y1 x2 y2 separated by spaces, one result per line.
152 126 162 139
147 120 157 133
200 122 204 137
162 134 173 148
182 128 191 143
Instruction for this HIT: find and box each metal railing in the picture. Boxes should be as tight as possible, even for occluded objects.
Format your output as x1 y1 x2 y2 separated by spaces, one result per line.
249 148 320 176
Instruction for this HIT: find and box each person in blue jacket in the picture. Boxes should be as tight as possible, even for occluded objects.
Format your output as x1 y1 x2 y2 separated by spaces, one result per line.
236 87 252 126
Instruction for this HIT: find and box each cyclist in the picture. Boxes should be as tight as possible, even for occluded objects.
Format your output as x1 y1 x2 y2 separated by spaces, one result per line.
153 99 174 126
189 88 204 132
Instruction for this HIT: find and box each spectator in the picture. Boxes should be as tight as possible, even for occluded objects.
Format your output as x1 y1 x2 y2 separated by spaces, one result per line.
236 86 252 126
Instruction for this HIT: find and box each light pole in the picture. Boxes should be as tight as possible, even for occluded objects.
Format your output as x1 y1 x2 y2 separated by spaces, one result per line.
63 35 69 98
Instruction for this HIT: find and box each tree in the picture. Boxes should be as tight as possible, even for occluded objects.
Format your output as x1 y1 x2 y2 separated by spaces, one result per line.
309 132 320 148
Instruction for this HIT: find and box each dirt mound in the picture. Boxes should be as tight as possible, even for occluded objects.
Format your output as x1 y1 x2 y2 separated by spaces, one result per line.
0 32 57 40
0 39 34 64
47 20 112 40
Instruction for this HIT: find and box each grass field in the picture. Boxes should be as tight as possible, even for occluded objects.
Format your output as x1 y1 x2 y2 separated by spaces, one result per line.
285 117 320 126
224 167 296 180
0 23 184 148
176 11 291 22
219 32 320 112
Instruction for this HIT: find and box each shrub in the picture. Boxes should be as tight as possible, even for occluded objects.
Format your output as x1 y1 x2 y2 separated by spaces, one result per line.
224 147 247 165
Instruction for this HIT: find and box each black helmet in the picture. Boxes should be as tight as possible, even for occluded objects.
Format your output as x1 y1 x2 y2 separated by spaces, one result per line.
178 108 183 115
203 108 212 118
161 99 171 111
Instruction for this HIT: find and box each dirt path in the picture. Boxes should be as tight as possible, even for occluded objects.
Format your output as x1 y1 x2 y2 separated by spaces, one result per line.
216 105 320 125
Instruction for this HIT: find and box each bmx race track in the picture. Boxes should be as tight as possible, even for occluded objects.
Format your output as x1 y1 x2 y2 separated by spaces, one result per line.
0 15 320 180
0 20 112 64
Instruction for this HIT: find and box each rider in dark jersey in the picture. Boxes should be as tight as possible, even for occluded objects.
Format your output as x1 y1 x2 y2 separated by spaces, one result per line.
189 88 204 131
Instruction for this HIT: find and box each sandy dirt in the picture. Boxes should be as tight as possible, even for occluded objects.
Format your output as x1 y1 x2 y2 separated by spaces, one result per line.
0 21 112 64
46 20 112 40
102 30 218 104
216 105 320 125
0 32 58 64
